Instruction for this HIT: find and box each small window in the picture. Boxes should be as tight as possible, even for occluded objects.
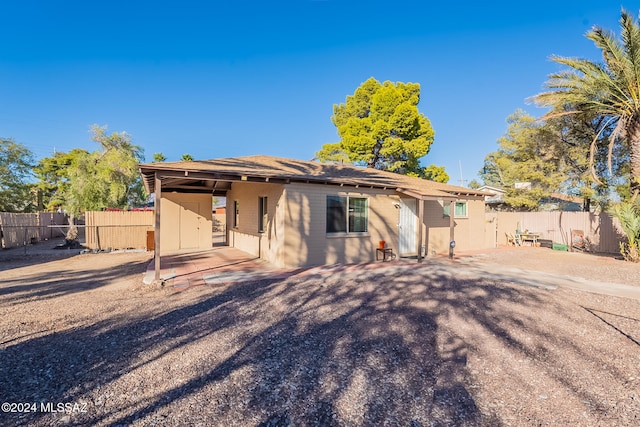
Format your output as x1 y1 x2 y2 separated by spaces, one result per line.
233 200 240 228
326 196 368 233
443 201 467 218
258 196 268 233
348 197 368 232
326 196 347 233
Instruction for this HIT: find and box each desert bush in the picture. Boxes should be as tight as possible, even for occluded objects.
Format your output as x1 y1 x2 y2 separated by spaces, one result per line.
614 194 640 262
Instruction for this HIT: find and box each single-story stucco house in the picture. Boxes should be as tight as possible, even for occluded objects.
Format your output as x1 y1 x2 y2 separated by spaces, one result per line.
139 155 488 278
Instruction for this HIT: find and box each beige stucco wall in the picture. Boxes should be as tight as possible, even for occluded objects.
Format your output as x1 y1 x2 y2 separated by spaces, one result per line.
226 182 286 267
160 192 212 253
213 213 226 232
282 183 400 268
227 181 488 267
424 197 486 255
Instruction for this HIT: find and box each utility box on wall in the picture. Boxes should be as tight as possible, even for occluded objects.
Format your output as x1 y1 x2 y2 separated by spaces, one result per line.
146 230 154 251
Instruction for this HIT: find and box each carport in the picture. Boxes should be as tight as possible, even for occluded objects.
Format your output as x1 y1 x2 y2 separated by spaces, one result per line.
139 164 258 283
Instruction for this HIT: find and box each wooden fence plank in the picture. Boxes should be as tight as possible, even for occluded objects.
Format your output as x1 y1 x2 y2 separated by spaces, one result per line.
84 211 154 250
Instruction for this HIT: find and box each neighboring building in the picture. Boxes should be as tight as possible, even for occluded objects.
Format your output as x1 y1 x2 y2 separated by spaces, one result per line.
139 155 488 269
540 193 584 212
478 185 506 204
514 182 532 190
479 185 585 212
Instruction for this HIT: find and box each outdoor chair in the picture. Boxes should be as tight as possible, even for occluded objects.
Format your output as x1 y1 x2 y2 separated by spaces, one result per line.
571 229 587 252
506 232 520 246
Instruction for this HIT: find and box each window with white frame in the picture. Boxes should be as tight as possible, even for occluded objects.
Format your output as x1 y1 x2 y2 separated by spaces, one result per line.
326 196 368 233
443 201 467 218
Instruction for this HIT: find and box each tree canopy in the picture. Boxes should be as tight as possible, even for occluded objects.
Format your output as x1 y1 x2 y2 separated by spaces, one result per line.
34 148 89 211
0 138 35 212
35 125 146 215
549 112 628 207
533 9 640 194
421 164 450 183
480 109 627 210
153 152 167 162
316 77 435 175
480 110 566 210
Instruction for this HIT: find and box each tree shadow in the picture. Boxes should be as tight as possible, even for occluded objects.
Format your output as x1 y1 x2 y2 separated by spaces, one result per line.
0 258 150 303
0 245 81 272
1 259 637 426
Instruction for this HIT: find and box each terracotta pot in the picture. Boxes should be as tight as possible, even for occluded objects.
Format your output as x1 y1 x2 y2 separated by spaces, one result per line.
379 240 386 249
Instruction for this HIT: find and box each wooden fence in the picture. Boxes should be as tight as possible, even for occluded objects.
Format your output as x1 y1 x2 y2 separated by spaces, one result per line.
0 212 67 248
485 211 624 254
38 212 69 240
84 211 154 251
0 212 39 248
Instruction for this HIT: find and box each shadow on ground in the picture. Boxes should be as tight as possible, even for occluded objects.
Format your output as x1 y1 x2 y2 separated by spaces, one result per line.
0 247 81 272
1 260 637 426
0 257 150 303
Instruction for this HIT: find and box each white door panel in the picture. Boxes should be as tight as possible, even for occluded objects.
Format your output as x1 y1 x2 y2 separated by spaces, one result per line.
399 199 417 255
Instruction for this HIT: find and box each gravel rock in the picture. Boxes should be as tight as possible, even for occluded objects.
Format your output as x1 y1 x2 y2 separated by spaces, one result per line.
1 249 639 426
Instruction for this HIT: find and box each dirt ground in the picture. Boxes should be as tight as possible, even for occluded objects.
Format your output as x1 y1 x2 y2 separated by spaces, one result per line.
0 247 639 426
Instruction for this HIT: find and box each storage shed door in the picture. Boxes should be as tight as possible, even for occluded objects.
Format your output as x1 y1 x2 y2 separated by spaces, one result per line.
398 198 417 255
180 202 200 249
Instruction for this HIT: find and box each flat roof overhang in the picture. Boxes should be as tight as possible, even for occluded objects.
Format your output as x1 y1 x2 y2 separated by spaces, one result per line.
138 160 487 201
140 167 457 199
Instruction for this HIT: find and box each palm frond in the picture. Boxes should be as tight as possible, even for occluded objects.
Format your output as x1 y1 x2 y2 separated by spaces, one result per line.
530 10 640 191
619 10 640 104
587 26 627 80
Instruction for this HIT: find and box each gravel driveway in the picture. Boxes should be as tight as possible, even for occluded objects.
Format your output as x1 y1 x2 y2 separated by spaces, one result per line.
0 248 639 426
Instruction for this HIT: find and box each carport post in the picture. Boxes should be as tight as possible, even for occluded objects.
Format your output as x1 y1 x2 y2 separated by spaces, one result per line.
417 198 424 262
154 173 162 283
449 200 455 257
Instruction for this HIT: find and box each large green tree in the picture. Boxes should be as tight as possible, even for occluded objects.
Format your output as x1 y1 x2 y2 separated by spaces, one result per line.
36 125 146 215
0 138 35 212
482 110 628 211
316 77 435 175
480 110 565 210
533 9 640 194
548 113 629 208
34 148 89 211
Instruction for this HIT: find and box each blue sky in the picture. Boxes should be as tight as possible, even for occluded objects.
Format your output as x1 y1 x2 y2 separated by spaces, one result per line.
0 1 624 185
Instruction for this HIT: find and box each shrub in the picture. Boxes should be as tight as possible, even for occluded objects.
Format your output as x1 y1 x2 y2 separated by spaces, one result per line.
614 194 640 262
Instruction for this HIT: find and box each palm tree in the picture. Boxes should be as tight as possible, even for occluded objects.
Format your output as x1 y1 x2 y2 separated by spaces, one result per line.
533 9 640 194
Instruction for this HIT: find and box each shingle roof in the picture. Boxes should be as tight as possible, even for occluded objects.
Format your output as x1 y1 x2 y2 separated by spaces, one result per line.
139 155 486 199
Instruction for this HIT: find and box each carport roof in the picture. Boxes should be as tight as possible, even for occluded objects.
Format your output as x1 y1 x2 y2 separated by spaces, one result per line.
138 155 487 199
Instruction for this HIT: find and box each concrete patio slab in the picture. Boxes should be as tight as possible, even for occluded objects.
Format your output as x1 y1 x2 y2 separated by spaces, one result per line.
143 247 290 289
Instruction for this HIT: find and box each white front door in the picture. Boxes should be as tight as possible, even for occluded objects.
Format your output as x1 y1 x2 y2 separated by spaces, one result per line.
398 198 417 255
